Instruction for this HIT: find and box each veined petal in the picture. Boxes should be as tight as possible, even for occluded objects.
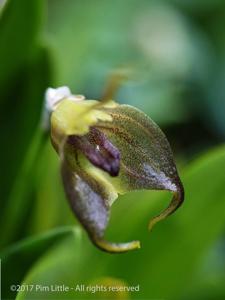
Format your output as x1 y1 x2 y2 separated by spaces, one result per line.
95 104 184 230
61 145 140 253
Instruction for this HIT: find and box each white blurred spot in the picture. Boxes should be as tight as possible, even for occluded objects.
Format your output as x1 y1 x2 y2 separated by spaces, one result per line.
45 86 85 112
42 86 85 131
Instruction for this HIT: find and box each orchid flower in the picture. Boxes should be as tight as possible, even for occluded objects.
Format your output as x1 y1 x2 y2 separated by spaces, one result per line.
46 86 184 253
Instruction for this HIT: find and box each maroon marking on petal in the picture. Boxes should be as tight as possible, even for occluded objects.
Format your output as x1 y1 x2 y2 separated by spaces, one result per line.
67 129 120 177
89 127 120 160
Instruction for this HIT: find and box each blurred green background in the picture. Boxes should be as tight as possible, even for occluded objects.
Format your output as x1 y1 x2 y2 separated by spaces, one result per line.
1 0 225 299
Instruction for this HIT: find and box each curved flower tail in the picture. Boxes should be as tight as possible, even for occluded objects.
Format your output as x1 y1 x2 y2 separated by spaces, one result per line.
92 237 140 253
148 183 184 231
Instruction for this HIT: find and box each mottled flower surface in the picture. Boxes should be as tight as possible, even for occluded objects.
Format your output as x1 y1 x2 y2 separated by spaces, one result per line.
48 87 184 253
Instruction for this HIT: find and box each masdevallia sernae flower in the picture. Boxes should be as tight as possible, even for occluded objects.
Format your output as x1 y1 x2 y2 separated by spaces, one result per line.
46 86 184 253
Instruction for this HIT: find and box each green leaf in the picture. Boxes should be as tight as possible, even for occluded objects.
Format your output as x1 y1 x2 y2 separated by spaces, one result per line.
0 128 47 248
0 47 53 246
1 226 79 300
0 0 45 95
0 0 52 225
